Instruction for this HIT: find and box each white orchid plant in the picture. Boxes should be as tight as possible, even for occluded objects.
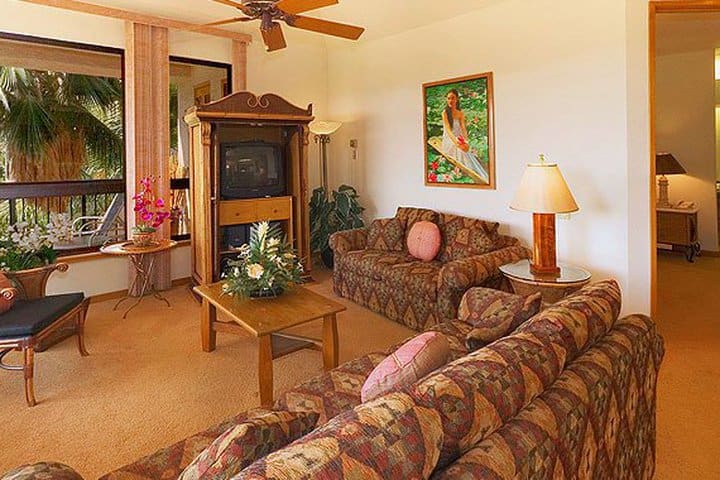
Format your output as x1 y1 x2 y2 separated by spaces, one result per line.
222 221 304 297
0 213 72 271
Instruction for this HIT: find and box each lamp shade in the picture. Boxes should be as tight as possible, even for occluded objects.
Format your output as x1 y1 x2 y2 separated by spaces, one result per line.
510 162 579 214
656 152 686 175
309 120 342 136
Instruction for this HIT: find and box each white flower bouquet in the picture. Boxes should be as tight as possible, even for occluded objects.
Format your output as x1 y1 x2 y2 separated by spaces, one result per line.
222 221 304 298
0 214 71 271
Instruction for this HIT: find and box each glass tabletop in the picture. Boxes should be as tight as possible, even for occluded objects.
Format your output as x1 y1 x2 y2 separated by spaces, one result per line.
499 259 591 284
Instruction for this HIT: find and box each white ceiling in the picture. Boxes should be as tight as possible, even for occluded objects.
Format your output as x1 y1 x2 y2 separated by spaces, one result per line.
78 0 499 42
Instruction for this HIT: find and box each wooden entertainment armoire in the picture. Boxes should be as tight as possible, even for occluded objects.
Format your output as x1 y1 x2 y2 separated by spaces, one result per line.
184 92 314 286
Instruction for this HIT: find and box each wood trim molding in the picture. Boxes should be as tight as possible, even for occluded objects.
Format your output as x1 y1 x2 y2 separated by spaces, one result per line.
651 0 720 13
648 0 720 317
20 0 252 43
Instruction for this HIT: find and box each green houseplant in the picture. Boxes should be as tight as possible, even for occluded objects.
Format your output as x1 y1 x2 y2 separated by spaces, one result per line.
310 184 365 268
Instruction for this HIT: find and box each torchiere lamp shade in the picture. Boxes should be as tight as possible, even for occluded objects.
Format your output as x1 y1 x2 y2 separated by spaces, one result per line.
656 152 686 176
510 159 578 276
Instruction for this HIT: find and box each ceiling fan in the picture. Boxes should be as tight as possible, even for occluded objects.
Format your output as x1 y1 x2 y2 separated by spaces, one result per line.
206 0 365 52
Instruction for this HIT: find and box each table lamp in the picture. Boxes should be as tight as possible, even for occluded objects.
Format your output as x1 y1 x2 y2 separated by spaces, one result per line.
510 154 579 275
656 152 686 208
309 120 343 194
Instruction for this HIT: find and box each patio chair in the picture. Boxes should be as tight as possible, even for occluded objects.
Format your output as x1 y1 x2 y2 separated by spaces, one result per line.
54 194 125 250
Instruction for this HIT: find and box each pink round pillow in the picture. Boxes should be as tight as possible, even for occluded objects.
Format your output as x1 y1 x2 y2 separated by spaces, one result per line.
407 221 441 262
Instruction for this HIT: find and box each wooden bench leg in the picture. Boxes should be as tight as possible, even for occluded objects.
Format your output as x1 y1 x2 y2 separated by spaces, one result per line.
23 346 36 407
76 299 90 357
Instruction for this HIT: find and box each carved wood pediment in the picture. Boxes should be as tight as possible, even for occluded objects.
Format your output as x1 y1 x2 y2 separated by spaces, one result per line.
186 92 313 122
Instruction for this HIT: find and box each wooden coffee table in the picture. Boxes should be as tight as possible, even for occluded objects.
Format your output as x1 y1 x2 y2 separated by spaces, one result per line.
193 283 346 407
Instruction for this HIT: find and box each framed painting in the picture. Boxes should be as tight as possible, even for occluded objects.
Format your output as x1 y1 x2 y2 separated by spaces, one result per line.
423 72 495 189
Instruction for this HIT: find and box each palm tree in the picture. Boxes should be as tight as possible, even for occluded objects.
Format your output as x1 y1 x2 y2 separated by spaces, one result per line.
0 67 123 184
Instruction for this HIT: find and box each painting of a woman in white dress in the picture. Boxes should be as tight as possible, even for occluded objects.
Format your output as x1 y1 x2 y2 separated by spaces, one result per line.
423 73 495 189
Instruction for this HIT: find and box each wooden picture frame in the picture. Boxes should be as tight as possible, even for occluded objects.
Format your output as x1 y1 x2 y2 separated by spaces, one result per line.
423 72 496 189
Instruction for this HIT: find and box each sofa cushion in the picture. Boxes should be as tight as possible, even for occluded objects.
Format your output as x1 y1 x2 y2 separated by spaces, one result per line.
0 293 84 338
458 287 543 350
382 261 442 300
366 218 406 252
438 213 500 262
339 250 415 281
407 221 442 262
1 463 84 480
432 314 662 480
361 332 450 403
179 411 319 480
100 408 272 480
396 206 439 246
275 353 387 426
237 392 444 480
407 280 622 469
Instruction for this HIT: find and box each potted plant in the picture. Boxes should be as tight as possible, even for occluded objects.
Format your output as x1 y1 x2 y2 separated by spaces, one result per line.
310 184 365 268
131 176 171 247
0 214 71 300
222 221 304 298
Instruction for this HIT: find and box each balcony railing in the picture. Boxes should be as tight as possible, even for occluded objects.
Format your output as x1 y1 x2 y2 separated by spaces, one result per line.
0 179 126 254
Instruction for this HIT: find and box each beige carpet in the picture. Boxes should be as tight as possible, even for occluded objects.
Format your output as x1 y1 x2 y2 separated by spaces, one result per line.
655 253 720 479
0 262 715 478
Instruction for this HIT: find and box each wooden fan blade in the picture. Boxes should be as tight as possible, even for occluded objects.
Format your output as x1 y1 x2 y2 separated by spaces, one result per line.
262 23 287 52
286 16 364 40
275 0 338 15
212 0 246 8
203 16 253 27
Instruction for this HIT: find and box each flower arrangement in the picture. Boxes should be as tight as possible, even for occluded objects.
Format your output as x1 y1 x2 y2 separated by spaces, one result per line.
0 218 65 271
222 221 303 298
132 176 170 245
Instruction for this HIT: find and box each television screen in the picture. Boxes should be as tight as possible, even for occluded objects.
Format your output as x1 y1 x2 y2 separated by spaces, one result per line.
220 142 286 199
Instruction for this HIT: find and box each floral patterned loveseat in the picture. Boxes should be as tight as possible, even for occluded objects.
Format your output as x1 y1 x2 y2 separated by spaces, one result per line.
3 280 664 479
330 206 530 331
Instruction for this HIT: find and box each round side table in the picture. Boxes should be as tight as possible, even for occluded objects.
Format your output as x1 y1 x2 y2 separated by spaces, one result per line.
100 239 177 318
499 259 591 305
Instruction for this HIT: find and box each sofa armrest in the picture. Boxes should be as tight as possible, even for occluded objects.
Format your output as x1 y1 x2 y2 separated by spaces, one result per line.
1 463 84 480
1 287 17 302
436 245 531 319
329 228 368 255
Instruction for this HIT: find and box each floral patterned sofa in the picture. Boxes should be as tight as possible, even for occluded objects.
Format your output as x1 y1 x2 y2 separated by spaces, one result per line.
4 280 664 480
330 206 530 331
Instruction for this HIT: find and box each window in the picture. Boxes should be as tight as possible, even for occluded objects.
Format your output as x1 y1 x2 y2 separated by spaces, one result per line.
169 57 231 240
0 33 125 253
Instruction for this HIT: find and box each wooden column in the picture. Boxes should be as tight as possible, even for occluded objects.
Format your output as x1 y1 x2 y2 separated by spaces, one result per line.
125 22 171 294
231 40 248 93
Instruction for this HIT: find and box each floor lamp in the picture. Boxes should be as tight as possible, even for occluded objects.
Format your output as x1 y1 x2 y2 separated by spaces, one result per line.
309 120 342 194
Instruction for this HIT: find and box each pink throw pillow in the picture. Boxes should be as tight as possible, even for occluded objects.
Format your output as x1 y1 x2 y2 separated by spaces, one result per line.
407 221 441 262
361 331 450 402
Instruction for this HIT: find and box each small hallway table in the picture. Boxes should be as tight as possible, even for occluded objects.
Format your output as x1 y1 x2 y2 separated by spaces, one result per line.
193 283 346 407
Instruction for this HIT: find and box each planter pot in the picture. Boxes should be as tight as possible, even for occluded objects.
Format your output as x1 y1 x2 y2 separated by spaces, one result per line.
131 230 155 247
321 248 334 269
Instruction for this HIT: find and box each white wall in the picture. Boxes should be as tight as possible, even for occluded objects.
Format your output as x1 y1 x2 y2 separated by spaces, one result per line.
325 0 650 313
655 49 718 252
1 0 328 295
